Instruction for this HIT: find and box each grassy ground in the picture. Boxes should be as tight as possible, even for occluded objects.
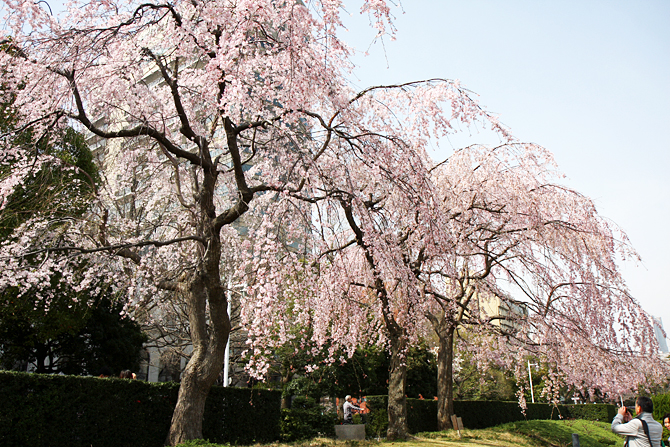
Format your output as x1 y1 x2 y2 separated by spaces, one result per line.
176 420 624 447
416 420 621 446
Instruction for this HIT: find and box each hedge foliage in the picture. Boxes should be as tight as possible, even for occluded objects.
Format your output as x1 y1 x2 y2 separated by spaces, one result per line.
363 395 616 434
0 370 280 447
653 393 670 421
280 396 338 442
453 401 615 429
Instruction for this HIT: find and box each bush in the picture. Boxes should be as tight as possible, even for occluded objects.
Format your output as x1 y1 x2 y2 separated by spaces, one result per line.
364 395 437 435
653 393 670 442
564 403 616 422
653 393 670 421
175 441 222 447
204 385 281 444
362 395 387 438
0 370 281 447
407 399 439 433
364 395 389 437
455 401 615 429
280 396 338 442
363 395 617 434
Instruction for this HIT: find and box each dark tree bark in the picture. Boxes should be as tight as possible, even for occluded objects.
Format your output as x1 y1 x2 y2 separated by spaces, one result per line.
340 199 410 440
35 344 48 374
386 334 409 440
280 366 292 410
165 152 234 444
63 73 256 444
165 271 231 444
427 283 475 432
436 321 456 431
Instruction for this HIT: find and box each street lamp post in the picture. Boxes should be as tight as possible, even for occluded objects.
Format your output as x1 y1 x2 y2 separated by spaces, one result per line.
527 360 538 403
223 298 231 387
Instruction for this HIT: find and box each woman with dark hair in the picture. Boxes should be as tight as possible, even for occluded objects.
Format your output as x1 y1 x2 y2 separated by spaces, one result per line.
663 413 670 446
119 370 135 379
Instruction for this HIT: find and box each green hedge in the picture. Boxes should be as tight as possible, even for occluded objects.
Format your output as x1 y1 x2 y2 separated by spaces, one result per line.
565 403 617 422
653 393 670 421
204 385 281 444
452 401 615 429
364 395 616 434
364 395 437 436
280 396 338 442
0 371 280 447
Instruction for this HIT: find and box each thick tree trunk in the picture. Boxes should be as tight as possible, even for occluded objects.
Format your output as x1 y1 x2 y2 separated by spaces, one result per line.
386 335 409 440
165 223 231 445
436 325 456 431
165 286 230 445
280 367 291 410
166 360 216 443
35 344 47 374
339 198 410 439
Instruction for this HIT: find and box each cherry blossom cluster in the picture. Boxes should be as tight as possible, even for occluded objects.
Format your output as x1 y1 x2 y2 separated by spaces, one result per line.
0 0 665 414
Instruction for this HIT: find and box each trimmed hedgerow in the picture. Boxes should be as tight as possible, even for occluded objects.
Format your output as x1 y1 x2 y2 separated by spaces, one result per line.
364 395 389 438
407 398 440 433
0 370 280 447
455 400 559 429
204 384 281 444
280 396 338 441
363 395 617 435
563 403 617 422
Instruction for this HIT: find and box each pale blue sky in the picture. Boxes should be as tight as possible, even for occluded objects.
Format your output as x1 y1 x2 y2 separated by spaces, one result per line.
342 0 670 345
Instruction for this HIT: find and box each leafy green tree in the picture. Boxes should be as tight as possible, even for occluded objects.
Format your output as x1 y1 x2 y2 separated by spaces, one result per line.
0 67 144 375
406 345 438 399
275 344 437 402
53 292 148 376
0 287 147 375
320 346 391 398
453 351 517 401
0 280 92 372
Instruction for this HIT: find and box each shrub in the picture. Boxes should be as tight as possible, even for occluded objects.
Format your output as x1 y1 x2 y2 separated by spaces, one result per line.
407 398 439 433
175 441 222 447
364 395 439 435
366 407 388 438
564 403 616 422
653 393 670 421
364 395 389 437
363 395 617 434
0 371 280 447
454 401 615 429
280 396 338 442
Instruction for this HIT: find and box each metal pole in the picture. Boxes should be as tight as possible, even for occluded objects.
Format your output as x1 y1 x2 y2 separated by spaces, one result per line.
223 298 231 387
572 433 580 447
528 360 535 404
